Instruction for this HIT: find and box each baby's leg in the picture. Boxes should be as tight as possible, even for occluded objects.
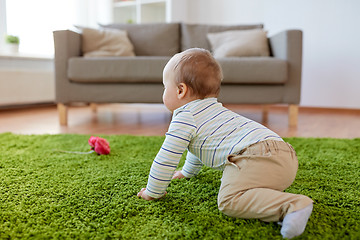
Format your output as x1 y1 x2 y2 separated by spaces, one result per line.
218 140 313 236
218 186 312 222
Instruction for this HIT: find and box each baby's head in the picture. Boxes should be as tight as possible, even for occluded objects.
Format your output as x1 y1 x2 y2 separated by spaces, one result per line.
162 48 223 111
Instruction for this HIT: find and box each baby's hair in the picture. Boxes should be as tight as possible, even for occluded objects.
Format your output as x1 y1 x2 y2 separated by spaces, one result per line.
173 48 223 99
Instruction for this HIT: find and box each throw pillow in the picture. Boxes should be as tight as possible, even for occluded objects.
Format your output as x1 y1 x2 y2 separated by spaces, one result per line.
81 27 135 57
180 23 263 51
207 29 270 58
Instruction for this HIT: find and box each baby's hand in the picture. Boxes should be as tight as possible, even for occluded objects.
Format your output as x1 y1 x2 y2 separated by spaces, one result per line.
172 171 185 179
137 188 155 201
137 188 167 201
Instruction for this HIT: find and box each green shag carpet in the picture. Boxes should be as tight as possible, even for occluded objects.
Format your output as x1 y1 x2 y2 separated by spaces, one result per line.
0 133 359 240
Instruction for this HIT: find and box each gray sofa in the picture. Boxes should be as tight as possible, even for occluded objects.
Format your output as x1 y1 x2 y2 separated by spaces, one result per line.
53 23 302 127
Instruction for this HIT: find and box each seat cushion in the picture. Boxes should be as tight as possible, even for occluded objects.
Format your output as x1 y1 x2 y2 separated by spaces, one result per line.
68 56 171 83
218 57 288 84
100 23 180 56
181 23 263 51
68 56 287 85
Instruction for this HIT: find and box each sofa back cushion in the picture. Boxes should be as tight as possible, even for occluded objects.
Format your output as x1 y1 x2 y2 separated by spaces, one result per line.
100 23 180 56
181 23 263 51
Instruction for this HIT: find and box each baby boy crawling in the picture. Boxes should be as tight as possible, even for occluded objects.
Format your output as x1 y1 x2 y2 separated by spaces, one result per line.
137 48 313 239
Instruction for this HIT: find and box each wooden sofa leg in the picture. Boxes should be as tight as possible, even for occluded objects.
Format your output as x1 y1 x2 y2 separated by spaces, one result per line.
90 103 97 113
262 105 270 124
288 104 298 127
58 103 68 126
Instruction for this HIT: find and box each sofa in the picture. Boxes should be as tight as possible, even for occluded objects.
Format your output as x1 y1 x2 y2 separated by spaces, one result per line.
53 22 302 127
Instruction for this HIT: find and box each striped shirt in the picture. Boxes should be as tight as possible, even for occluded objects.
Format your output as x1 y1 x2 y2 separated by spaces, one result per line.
144 98 283 198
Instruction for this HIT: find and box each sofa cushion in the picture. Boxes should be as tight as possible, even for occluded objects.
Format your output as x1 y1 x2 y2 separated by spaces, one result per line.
207 29 270 58
81 27 135 57
181 23 263 51
100 23 180 56
68 56 287 85
68 56 171 83
218 57 287 84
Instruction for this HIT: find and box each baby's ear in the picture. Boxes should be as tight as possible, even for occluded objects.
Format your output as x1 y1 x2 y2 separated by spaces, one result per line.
177 83 188 99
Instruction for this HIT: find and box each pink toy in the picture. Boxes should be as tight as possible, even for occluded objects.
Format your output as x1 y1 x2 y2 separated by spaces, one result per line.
89 136 110 155
54 136 110 155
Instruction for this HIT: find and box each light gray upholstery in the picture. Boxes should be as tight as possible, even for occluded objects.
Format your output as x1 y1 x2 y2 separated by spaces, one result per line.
53 23 302 106
68 56 171 83
68 56 287 85
218 57 287 84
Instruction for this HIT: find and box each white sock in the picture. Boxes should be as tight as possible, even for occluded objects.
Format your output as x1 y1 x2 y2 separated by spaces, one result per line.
280 203 313 239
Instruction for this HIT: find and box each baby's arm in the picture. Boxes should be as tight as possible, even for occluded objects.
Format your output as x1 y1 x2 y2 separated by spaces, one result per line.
172 151 203 180
181 151 203 178
138 110 197 200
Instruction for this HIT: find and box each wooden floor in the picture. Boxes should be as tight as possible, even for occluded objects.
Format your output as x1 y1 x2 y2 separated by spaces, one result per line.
0 103 359 138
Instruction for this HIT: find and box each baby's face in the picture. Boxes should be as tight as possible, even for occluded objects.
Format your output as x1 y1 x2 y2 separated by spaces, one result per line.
162 54 183 112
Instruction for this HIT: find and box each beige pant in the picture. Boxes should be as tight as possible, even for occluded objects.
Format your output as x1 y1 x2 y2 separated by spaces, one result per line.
218 140 313 222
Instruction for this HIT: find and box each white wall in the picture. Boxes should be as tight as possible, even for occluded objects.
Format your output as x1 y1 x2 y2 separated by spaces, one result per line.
0 0 7 51
74 0 113 27
170 0 189 23
180 0 360 109
0 56 54 106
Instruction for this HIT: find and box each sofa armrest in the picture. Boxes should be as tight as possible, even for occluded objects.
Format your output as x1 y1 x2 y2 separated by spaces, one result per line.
53 30 82 103
269 30 303 104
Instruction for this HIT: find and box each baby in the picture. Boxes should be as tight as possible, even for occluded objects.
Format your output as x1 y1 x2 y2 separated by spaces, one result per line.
137 48 313 239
